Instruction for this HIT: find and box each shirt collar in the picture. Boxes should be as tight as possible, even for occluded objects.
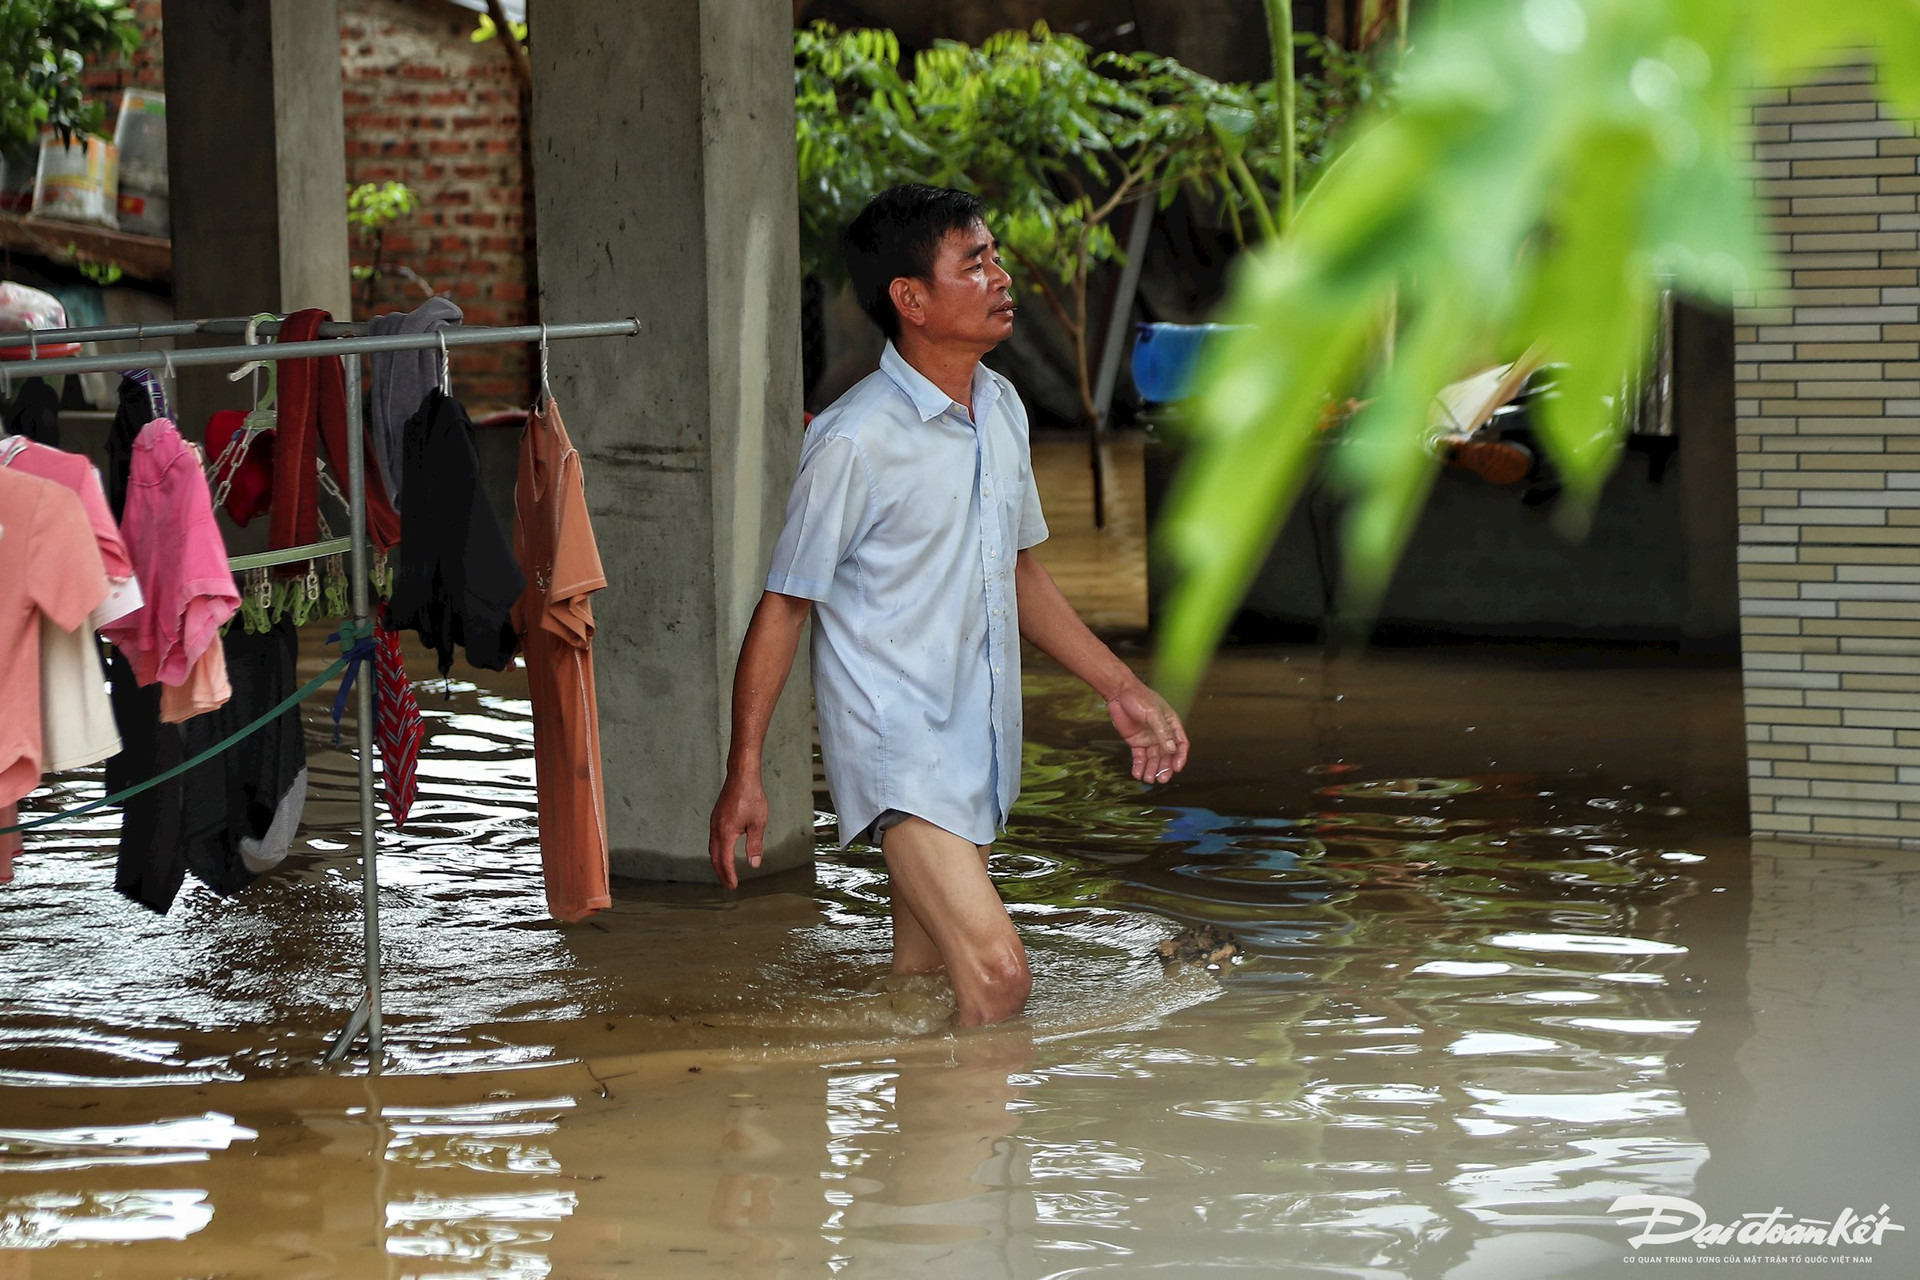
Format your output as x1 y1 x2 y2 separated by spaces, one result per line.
880 341 1000 424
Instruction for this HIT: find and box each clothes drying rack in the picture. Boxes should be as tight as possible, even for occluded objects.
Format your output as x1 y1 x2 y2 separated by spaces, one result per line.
1 314 642 1069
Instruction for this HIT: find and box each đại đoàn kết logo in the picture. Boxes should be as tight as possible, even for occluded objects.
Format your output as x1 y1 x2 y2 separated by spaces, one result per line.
1609 1195 1906 1257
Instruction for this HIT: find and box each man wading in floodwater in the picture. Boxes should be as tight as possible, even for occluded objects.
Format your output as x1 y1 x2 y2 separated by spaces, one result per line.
708 184 1191 1026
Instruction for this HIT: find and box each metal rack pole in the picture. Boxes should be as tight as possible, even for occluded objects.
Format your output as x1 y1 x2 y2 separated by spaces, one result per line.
0 319 641 381
348 351 383 1065
317 351 384 1071
0 315 370 348
2 312 642 1071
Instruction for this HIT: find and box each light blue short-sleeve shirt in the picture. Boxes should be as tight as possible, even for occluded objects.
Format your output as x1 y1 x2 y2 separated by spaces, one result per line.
766 342 1049 848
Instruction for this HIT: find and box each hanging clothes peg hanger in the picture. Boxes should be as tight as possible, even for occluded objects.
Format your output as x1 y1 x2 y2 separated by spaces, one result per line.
209 315 279 510
229 313 278 428
535 322 551 412
160 350 178 421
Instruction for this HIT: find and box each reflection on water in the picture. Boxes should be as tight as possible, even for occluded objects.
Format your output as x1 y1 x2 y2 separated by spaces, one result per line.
1 644 1915 1276
0 1189 215 1247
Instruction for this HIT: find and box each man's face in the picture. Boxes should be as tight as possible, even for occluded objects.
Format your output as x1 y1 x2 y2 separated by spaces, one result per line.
898 220 1016 348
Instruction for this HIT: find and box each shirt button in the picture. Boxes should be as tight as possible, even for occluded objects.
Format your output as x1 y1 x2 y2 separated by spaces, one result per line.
990 549 998 558
984 488 992 497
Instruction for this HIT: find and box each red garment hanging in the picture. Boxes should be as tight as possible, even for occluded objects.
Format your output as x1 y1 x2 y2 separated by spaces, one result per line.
205 409 274 524
374 618 424 826
269 308 400 572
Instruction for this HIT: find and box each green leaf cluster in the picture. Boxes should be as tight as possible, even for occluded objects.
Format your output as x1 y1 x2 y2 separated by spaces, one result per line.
470 13 528 45
1156 0 1920 709
796 21 1386 281
795 24 920 285
346 180 417 232
0 0 139 150
795 20 1389 425
72 247 118 284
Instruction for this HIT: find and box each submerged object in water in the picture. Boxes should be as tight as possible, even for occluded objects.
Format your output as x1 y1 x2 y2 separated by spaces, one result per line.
1155 924 1241 970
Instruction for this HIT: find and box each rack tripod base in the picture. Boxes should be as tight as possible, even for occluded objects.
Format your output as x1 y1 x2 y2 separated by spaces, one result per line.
321 988 381 1067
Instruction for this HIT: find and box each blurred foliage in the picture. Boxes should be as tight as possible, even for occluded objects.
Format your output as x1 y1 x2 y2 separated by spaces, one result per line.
0 0 138 149
795 20 1391 427
71 247 120 285
470 12 528 45
1154 0 1920 709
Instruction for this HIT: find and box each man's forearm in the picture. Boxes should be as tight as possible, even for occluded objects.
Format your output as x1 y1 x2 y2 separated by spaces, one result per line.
726 591 813 776
1014 550 1138 699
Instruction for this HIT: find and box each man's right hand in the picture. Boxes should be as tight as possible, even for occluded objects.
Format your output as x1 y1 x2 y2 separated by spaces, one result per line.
710 590 811 890
708 772 769 890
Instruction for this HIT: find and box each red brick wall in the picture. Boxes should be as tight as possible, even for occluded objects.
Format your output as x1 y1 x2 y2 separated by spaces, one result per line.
342 0 531 408
80 0 532 410
79 0 165 109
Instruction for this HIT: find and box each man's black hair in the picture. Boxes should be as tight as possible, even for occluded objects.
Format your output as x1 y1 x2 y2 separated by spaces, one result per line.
842 184 989 340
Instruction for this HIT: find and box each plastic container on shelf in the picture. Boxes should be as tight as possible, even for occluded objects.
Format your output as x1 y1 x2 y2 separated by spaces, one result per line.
30 133 118 228
0 282 81 360
113 90 168 237
1131 322 1244 404
114 184 167 238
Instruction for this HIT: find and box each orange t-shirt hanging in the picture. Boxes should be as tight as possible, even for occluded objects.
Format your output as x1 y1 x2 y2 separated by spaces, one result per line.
512 397 611 922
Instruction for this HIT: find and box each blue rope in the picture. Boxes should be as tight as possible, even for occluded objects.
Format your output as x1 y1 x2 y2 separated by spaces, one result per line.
1 619 374 837
326 624 378 748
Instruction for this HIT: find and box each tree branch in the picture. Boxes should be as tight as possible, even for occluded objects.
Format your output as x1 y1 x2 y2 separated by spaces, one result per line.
1264 0 1297 234
1090 159 1152 226
1073 230 1097 424
1230 155 1279 242
486 0 533 95
1007 246 1081 342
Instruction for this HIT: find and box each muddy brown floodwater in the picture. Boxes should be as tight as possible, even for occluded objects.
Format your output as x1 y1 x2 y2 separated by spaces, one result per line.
2 640 1917 1279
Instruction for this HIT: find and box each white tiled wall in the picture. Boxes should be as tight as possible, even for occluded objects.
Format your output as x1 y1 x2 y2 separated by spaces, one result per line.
1738 66 1920 842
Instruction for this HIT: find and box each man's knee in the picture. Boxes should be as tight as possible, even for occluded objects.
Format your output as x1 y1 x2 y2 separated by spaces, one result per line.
975 942 1032 1020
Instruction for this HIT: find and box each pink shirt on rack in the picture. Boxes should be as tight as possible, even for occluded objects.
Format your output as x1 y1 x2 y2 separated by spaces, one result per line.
98 419 241 686
0 468 110 807
0 437 134 581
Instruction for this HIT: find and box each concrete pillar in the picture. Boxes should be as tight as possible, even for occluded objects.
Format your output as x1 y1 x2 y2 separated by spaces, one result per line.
530 0 812 880
162 0 352 423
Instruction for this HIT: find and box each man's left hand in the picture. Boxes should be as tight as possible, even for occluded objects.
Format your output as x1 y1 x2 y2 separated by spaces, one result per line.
1107 680 1190 784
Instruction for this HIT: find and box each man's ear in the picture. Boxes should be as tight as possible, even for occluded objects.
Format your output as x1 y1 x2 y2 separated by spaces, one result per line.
888 276 926 331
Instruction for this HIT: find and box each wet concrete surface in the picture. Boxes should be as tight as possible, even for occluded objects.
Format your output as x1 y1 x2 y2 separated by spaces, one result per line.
2 640 1918 1278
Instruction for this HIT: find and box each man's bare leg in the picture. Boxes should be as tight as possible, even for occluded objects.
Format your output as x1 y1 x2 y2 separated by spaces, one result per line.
889 883 946 977
881 817 1031 1026
888 842 991 977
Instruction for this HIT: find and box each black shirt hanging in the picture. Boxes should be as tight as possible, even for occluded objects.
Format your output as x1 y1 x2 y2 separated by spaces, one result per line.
105 374 156 519
4 377 60 448
387 387 524 675
179 620 308 899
